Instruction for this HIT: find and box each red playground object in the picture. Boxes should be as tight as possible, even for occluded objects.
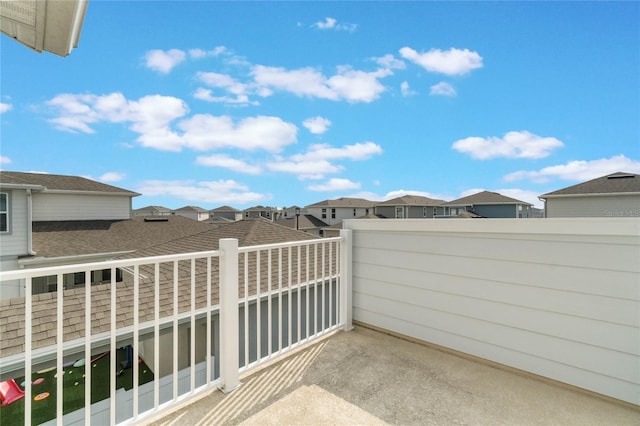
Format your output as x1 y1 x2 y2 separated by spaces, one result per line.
0 379 25 406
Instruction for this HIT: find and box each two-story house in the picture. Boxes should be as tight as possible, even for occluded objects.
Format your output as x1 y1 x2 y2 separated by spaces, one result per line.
0 172 240 300
374 195 446 219
133 206 173 217
173 205 210 221
442 191 533 218
539 172 640 218
210 205 242 221
0 172 140 296
305 198 375 226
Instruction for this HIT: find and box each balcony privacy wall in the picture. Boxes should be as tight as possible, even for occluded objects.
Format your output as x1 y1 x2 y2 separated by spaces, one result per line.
344 218 640 406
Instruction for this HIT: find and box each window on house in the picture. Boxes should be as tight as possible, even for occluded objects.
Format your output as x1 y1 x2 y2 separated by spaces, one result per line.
331 208 336 219
0 192 8 233
353 208 356 216
395 206 404 219
365 208 369 215
423 207 428 217
321 208 327 219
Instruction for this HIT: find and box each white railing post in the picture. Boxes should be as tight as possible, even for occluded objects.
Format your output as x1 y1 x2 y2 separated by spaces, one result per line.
219 238 241 393
339 229 353 331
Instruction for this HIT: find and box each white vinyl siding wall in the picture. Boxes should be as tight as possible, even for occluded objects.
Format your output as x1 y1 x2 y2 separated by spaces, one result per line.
344 218 640 405
545 194 640 218
32 193 132 221
0 190 29 256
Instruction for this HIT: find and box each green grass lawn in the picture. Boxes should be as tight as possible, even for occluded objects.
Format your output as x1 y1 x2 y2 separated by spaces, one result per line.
0 347 154 426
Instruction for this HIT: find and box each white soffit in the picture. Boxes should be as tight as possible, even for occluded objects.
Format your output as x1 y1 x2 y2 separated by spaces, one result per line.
0 0 88 57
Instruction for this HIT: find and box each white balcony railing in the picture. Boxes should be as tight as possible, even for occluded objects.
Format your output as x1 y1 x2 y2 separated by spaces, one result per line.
0 230 352 425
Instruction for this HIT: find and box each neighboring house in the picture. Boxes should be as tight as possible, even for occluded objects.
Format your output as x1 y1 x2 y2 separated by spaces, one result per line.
305 198 375 226
0 218 319 372
173 206 210 221
243 205 276 220
280 206 307 219
539 172 640 218
322 213 384 237
442 191 533 218
374 195 445 219
276 214 329 237
210 205 242 221
133 205 173 217
0 171 140 293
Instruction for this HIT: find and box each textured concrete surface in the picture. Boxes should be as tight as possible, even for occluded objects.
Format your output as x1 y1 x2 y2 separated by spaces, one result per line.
148 326 639 426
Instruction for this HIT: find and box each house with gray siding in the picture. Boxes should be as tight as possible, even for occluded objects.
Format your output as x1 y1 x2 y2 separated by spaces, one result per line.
442 191 533 218
210 205 242 221
173 205 210 221
305 197 375 226
374 195 445 218
0 171 140 297
539 172 640 218
133 205 172 217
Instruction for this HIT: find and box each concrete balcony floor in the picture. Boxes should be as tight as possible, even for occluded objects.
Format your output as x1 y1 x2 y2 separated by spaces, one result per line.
148 326 639 426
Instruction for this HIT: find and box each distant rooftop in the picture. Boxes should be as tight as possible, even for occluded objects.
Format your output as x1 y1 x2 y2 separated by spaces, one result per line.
376 195 445 206
540 172 640 197
0 171 139 196
306 197 375 208
443 191 531 206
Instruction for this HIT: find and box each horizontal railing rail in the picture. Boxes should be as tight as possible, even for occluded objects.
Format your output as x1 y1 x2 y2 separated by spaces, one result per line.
0 230 352 425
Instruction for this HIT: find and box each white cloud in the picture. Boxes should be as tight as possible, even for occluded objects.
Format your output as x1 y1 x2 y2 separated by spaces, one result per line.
400 81 415 97
196 72 250 96
47 92 188 151
400 47 483 75
196 154 262 174
312 17 358 32
374 54 406 70
189 46 226 58
452 131 564 160
144 49 186 74
178 115 297 152
99 172 125 182
430 81 456 96
307 178 361 192
267 159 343 180
137 179 268 205
303 116 331 134
194 72 257 105
0 156 11 164
504 155 640 183
266 141 381 180
0 102 12 113
292 141 382 162
193 88 257 106
251 65 389 103
46 92 297 153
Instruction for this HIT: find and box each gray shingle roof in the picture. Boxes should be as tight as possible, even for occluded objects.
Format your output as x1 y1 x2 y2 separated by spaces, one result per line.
306 197 375 208
540 172 640 197
443 191 531 206
31 216 213 258
211 205 240 212
174 205 209 213
134 206 172 213
0 171 139 196
1 220 326 358
276 214 329 230
376 195 445 206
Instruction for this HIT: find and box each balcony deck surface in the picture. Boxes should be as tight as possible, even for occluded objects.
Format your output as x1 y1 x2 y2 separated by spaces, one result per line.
148 326 639 425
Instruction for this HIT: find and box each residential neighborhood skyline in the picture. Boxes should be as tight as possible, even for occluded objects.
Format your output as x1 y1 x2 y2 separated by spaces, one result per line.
2 2 639 210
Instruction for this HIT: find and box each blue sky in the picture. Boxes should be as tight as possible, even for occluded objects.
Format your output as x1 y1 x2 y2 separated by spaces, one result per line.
1 1 639 209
